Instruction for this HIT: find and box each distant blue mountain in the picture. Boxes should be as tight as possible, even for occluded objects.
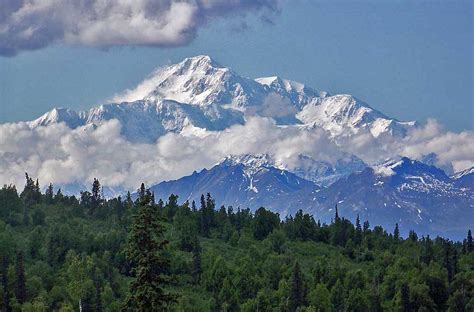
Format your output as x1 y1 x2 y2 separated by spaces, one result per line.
319 158 473 240
150 155 473 240
150 154 321 217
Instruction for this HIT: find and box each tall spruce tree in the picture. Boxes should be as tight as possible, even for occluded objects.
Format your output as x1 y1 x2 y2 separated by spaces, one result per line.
90 178 102 215
14 251 26 304
467 230 473 253
399 283 410 312
334 204 340 222
394 223 400 241
289 261 304 312
363 220 370 233
45 183 54 204
444 243 454 282
122 188 174 311
354 214 362 244
200 194 215 237
137 183 146 203
191 236 202 285
1 256 10 312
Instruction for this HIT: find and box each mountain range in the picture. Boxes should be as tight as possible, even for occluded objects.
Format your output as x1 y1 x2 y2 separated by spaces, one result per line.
150 155 473 239
29 55 416 142
24 55 472 239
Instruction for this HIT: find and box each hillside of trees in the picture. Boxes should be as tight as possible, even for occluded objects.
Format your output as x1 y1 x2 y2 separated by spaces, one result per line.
0 175 472 311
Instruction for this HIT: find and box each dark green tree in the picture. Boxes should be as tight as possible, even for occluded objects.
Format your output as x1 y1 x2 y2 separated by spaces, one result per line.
466 230 473 253
444 243 454 283
191 236 202 285
289 261 305 312
165 194 179 221
394 223 400 241
200 194 215 237
1 256 11 312
363 220 370 233
334 204 340 222
252 207 280 240
122 189 174 311
45 183 54 204
399 283 411 312
408 230 418 241
137 183 146 203
90 178 102 215
14 251 26 304
354 214 362 245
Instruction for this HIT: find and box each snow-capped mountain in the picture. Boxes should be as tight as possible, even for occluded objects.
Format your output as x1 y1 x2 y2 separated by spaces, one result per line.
149 156 472 239
290 154 367 186
452 167 474 190
150 154 321 217
320 157 473 239
28 55 416 142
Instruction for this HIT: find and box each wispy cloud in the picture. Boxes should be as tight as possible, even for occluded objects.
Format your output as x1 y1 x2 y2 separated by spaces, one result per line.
0 0 279 56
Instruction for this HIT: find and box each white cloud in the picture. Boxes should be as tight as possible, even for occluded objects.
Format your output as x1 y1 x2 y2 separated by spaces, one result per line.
0 117 340 190
1 116 473 192
246 93 297 119
109 66 167 103
0 0 279 56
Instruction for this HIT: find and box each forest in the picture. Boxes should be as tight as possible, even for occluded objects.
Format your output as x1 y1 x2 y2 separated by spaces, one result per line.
0 174 472 311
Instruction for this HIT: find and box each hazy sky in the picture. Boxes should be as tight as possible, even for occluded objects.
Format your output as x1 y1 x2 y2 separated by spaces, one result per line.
0 0 472 131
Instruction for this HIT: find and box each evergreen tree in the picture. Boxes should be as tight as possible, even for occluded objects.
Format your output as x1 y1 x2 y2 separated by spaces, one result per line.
45 183 54 204
199 194 215 237
122 189 174 311
1 256 10 312
334 204 340 222
444 243 454 283
408 230 418 241
191 236 202 285
125 191 133 209
394 223 400 241
452 248 458 276
20 173 41 207
363 220 370 233
289 261 305 312
467 230 473 253
354 214 362 244
90 178 102 215
165 194 179 221
399 283 411 312
252 207 280 240
137 183 146 203
14 251 26 304
55 188 63 201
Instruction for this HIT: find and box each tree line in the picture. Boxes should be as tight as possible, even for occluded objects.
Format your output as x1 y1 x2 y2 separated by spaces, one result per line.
0 175 472 311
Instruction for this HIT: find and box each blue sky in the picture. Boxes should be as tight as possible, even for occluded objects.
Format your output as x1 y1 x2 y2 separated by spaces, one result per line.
0 0 472 131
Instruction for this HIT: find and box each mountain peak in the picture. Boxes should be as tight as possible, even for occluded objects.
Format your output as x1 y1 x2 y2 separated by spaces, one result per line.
29 107 83 128
222 154 276 176
180 55 222 68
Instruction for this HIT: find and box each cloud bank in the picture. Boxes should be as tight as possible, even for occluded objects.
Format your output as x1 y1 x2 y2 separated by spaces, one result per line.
1 116 473 192
0 0 279 56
